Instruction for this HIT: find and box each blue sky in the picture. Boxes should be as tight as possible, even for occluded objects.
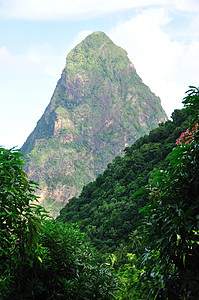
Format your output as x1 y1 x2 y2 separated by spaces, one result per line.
0 0 199 149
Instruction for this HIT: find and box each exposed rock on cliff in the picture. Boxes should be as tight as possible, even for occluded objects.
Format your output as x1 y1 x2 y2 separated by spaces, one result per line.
22 31 167 216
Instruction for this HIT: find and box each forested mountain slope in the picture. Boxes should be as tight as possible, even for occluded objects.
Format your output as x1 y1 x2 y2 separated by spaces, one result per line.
21 31 167 216
58 108 191 253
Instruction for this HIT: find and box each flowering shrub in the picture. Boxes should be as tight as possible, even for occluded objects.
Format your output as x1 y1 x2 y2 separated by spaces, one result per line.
136 86 199 299
176 122 198 145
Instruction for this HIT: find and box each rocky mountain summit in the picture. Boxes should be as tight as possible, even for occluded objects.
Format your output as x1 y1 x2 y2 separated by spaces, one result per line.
22 31 167 216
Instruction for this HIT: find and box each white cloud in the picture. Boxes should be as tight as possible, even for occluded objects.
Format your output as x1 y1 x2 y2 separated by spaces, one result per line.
173 0 199 12
108 7 199 117
1 0 199 20
0 0 142 20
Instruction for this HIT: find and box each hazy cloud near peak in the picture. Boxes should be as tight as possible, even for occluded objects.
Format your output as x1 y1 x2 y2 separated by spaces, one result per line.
0 0 199 20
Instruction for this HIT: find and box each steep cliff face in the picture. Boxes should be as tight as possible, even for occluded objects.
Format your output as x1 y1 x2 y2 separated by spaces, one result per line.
22 31 167 216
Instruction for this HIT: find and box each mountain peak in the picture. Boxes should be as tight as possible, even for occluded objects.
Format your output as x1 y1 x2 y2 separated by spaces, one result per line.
67 31 126 62
79 31 112 44
69 31 125 58
66 31 127 80
89 31 109 37
22 32 167 216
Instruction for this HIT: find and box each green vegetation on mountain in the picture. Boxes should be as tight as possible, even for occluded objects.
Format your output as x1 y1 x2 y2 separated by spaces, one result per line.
59 87 199 299
21 31 167 216
58 107 191 253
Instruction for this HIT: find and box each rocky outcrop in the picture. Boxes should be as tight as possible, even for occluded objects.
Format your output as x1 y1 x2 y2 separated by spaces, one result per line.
22 31 167 216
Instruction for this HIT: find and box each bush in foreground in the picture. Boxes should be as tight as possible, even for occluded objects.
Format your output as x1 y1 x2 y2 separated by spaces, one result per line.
0 147 118 299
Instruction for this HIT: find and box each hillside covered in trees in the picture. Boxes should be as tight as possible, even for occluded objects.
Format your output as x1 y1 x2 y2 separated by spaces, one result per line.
58 107 192 253
59 86 199 299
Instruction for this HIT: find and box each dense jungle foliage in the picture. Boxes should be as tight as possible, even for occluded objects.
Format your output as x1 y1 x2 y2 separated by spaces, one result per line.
1 86 198 299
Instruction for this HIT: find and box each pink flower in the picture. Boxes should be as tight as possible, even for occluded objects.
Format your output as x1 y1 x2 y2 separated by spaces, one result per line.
176 123 198 145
